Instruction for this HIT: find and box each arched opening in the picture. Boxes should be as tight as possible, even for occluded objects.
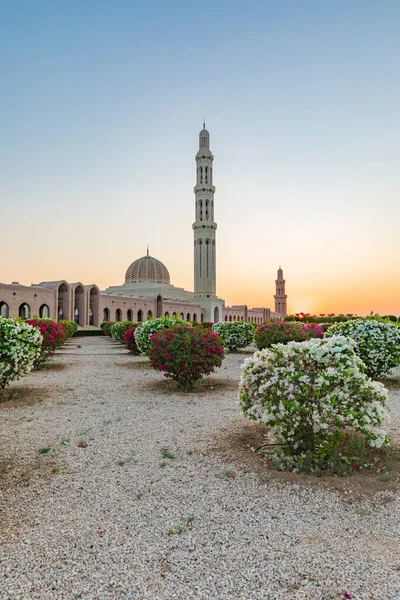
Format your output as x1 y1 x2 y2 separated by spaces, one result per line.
193 313 197 322
241 316 244 321
156 295 163 318
39 304 50 318
172 312 177 317
19 303 30 320
74 284 85 326
0 301 10 318
115 309 122 321
214 306 219 323
225 315 228 321
88 286 100 326
147 310 153 319
186 313 191 321
201 314 204 323
164 311 170 317
179 312 184 319
127 309 133 321
57 282 70 321
229 315 232 322
137 310 143 322
103 308 110 322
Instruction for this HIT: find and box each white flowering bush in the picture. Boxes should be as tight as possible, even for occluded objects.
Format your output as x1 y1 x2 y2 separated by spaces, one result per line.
0 317 43 394
212 322 254 352
239 336 390 467
134 316 185 355
326 319 400 378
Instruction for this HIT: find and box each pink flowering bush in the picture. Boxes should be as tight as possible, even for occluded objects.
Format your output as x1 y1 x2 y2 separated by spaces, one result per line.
123 327 140 355
302 323 324 340
148 325 224 391
255 321 323 350
26 318 65 368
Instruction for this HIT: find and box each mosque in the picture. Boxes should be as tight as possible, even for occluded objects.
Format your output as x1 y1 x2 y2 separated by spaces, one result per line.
0 125 287 326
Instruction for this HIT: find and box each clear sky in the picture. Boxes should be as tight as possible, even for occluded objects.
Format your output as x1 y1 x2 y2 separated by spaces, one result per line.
1 1 399 316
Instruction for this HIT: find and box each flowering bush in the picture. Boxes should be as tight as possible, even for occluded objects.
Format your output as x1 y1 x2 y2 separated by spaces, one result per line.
110 321 137 343
123 327 140 354
254 321 323 350
148 325 224 390
239 336 390 466
212 321 254 352
26 318 65 367
134 316 185 355
0 317 43 393
195 321 214 330
325 319 400 378
102 322 115 337
301 323 324 340
59 320 78 340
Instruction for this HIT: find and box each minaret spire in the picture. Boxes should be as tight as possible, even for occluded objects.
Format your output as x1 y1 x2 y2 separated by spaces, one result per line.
193 124 217 298
274 266 287 317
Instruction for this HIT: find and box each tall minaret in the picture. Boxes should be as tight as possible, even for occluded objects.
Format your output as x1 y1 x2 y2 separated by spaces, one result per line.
274 266 287 316
193 123 217 297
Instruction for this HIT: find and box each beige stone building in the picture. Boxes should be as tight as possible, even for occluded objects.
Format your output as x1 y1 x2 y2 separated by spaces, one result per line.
0 126 287 326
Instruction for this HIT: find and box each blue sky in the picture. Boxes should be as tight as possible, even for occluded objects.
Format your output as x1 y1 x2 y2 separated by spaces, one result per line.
1 1 399 314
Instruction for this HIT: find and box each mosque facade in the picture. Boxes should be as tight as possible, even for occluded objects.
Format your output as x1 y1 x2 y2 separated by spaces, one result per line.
0 126 287 326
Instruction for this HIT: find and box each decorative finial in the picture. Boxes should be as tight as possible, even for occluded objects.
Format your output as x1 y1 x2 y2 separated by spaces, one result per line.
203 118 206 130
147 245 149 257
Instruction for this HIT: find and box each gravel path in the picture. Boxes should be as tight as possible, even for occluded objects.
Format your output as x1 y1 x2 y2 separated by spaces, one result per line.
1 337 400 600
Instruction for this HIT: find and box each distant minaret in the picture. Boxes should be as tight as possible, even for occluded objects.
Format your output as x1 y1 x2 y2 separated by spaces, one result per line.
274 266 287 316
193 123 217 296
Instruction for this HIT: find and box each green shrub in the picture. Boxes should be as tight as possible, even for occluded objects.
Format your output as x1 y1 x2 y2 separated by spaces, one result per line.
212 321 254 352
148 325 224 391
59 320 78 339
134 316 185 355
325 319 400 378
110 321 137 343
102 322 115 337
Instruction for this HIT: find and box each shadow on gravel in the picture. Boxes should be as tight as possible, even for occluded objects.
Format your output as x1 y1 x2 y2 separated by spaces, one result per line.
116 360 152 370
209 420 400 500
40 362 68 372
143 377 238 395
0 386 53 409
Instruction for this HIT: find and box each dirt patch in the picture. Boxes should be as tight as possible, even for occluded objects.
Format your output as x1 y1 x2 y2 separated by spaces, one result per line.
208 419 400 500
0 386 53 409
378 376 400 390
144 377 238 395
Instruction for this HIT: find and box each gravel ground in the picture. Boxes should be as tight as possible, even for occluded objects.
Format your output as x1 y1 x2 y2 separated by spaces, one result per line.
1 336 400 600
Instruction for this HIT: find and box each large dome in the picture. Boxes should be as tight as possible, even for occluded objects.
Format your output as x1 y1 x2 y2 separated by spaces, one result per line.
125 254 170 285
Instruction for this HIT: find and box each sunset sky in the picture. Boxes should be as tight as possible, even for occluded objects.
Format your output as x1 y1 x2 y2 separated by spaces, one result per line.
1 1 399 316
